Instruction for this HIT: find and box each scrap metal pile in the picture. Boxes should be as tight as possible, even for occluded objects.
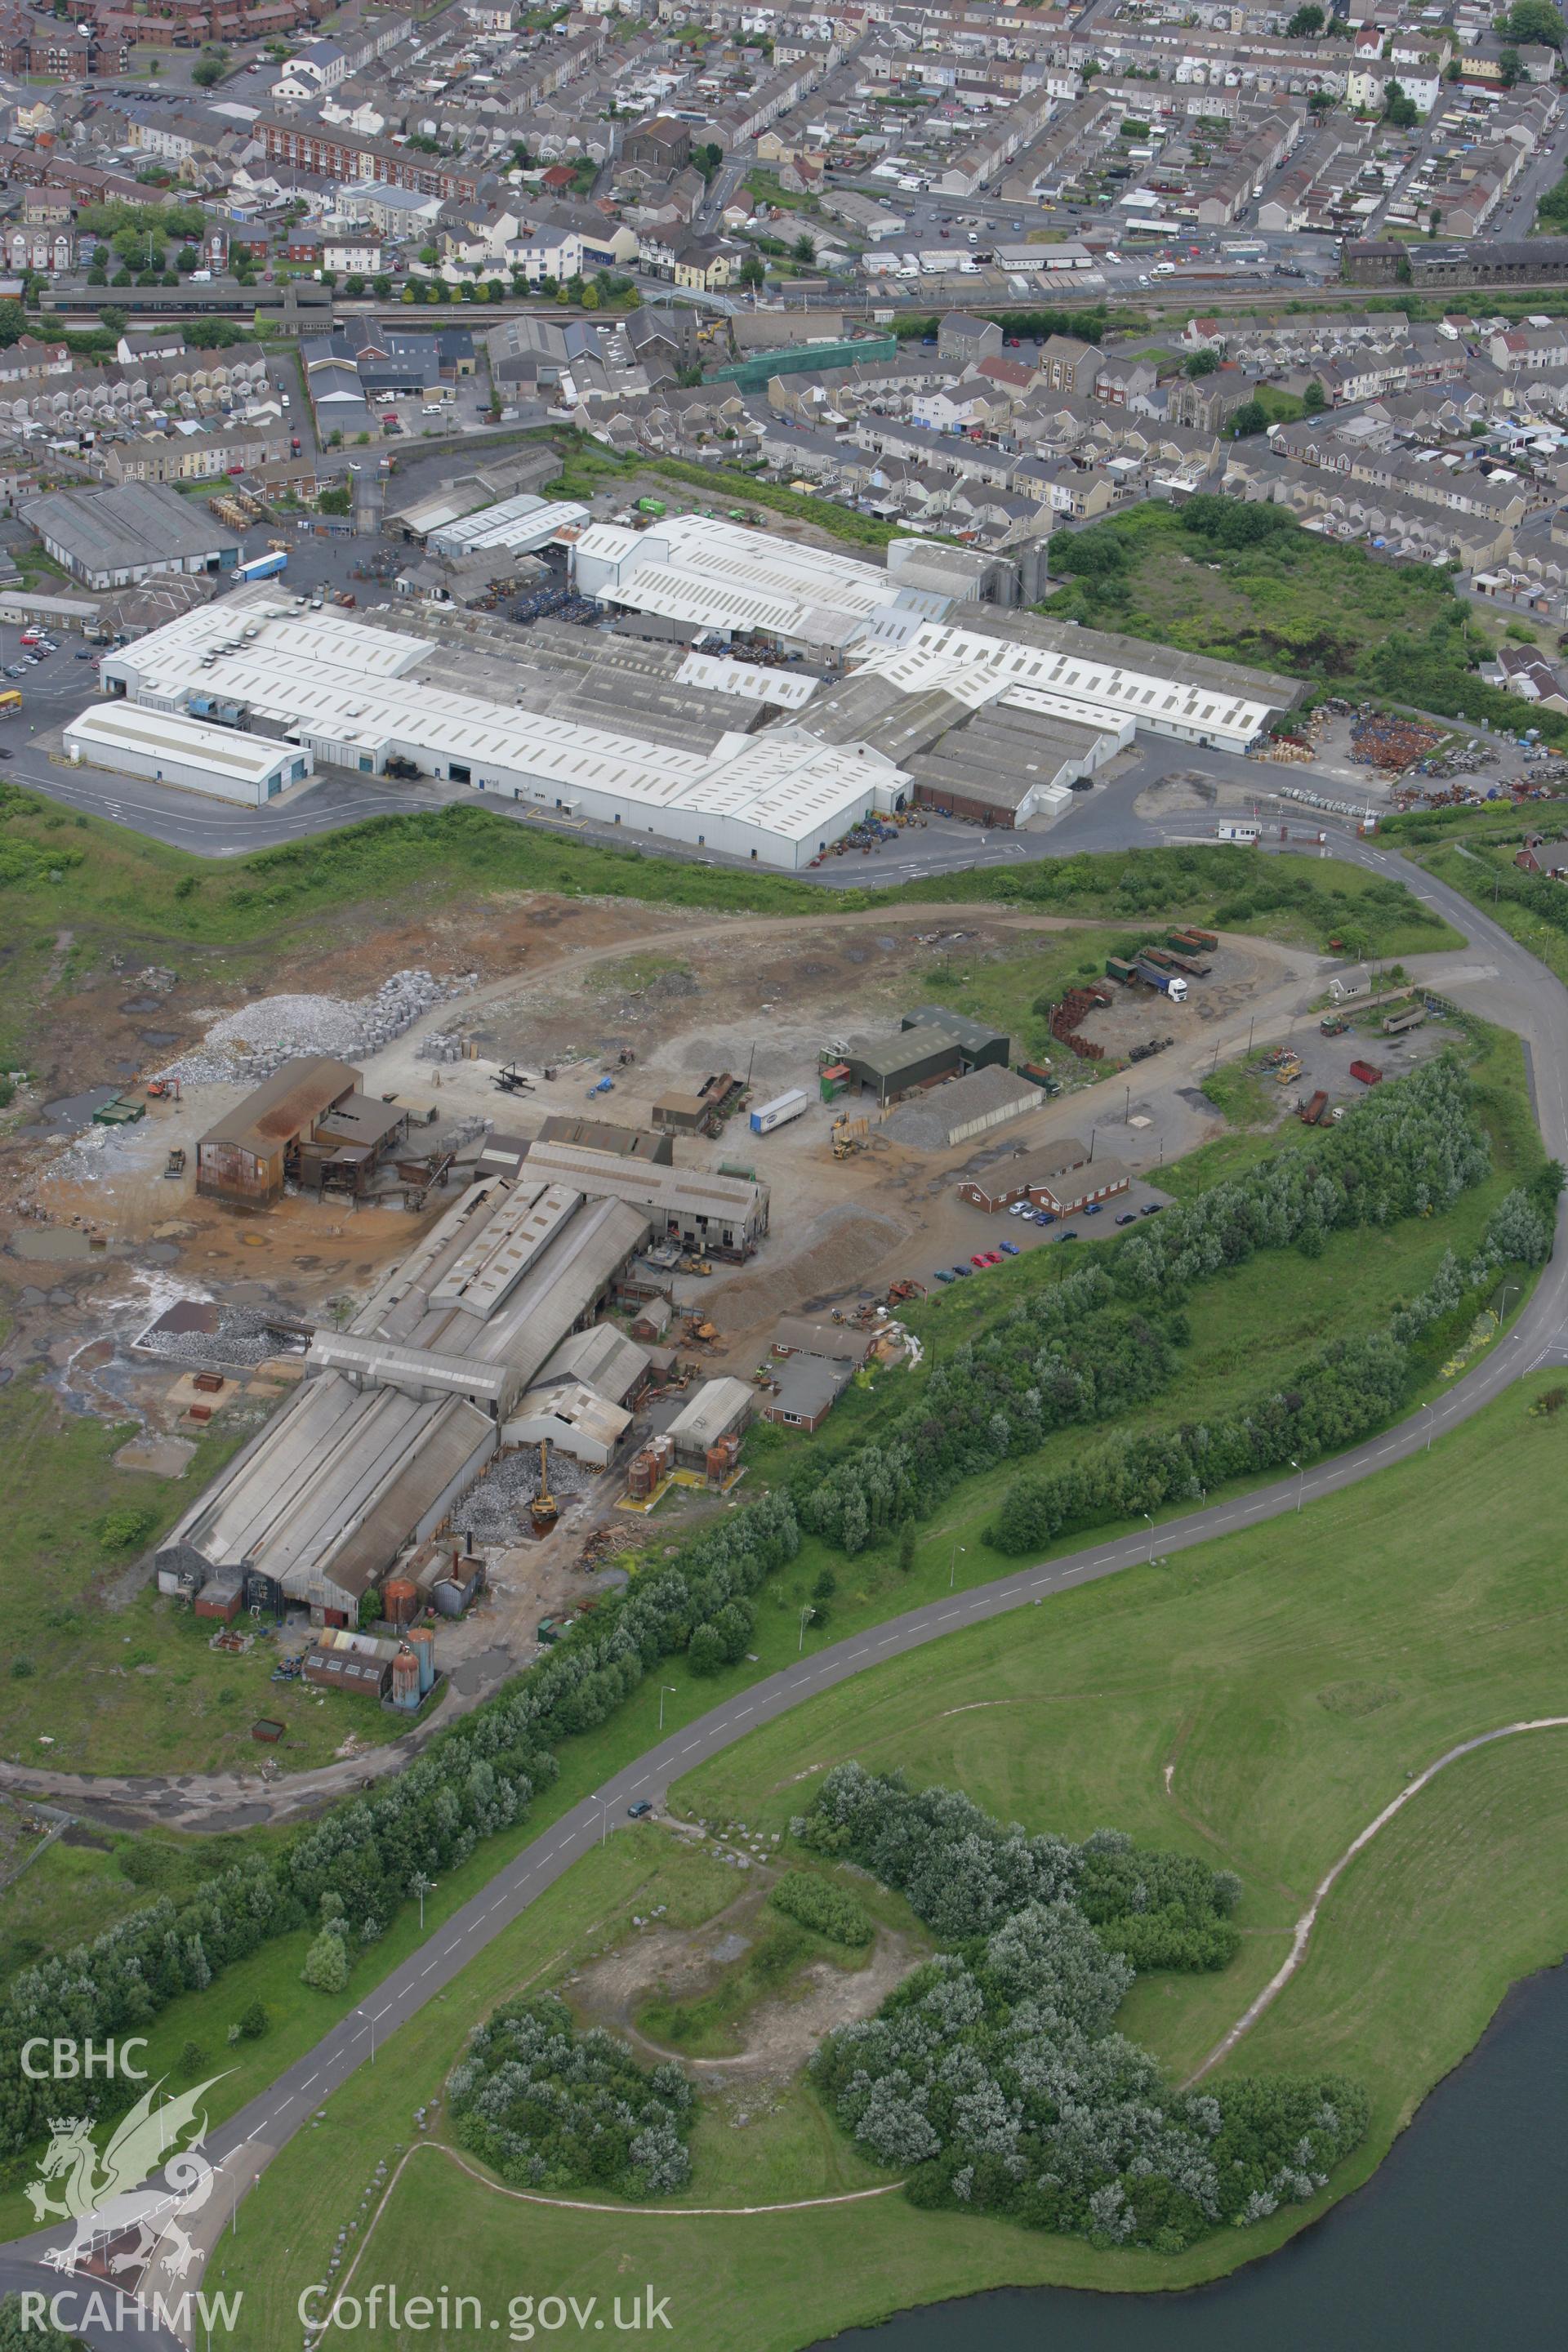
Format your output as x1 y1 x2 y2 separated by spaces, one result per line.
1348 710 1445 773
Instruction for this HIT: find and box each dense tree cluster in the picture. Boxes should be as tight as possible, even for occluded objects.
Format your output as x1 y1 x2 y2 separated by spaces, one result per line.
800 1766 1365 2250
448 1995 693 2197
768 1873 874 1947
800 1272 1183 1552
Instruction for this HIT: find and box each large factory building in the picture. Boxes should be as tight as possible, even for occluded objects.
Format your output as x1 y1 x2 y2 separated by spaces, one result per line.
158 1139 769 1622
87 515 1295 863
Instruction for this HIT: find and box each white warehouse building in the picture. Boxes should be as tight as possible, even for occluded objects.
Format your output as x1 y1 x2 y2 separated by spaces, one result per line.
95 590 909 868
86 518 1294 853
63 702 314 806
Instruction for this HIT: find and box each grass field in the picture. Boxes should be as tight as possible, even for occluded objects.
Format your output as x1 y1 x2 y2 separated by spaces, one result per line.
200 1370 1568 2350
1037 501 1566 745
0 1812 284 1987
0 1373 403 1775
0 1020 1536 2233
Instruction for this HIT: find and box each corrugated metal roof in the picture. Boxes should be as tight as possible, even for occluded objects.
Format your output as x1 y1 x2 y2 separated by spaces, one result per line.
197 1056 359 1160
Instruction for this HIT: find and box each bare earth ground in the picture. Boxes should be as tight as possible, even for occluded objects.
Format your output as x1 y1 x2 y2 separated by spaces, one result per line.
0 889 1489 1788
565 1865 919 2082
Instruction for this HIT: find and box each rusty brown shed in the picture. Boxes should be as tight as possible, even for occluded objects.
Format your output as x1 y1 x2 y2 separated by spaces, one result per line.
196 1056 361 1208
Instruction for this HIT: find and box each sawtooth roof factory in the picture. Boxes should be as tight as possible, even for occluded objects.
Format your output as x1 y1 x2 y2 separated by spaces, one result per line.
83 514 1298 861
158 1098 769 1624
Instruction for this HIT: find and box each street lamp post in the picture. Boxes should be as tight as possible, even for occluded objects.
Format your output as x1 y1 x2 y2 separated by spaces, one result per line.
659 1684 677 1731
949 1542 965 1589
799 1604 815 1651
1291 1457 1304 1512
409 1872 434 1931
1425 1401 1435 1452
1143 1512 1154 1563
355 2007 375 2065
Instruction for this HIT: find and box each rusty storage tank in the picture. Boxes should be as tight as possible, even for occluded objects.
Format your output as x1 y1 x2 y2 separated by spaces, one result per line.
705 1441 733 1485
408 1624 435 1694
390 1646 421 1711
381 1577 418 1628
626 1450 656 1499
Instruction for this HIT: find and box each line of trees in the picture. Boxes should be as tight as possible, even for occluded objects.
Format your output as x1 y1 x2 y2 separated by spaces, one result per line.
0 1487 801 2155
799 1274 1184 1553
800 1764 1366 2251
994 1174 1550 1555
0 1067 1543 2157
448 1994 693 2197
791 1058 1508 1562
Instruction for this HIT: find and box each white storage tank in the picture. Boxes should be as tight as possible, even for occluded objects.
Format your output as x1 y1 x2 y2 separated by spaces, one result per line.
750 1088 809 1136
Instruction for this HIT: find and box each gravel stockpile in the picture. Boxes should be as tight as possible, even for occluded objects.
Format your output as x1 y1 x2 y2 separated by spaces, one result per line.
159 969 479 1088
136 1303 306 1369
452 1445 594 1543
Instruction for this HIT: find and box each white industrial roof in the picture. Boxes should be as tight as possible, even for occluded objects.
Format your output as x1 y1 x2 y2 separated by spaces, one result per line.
577 512 951 652
854 623 1278 748
430 495 590 557
64 700 296 782
675 650 818 709
105 590 905 849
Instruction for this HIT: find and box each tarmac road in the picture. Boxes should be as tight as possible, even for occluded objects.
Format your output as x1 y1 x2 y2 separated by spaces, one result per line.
3 837 1565 2346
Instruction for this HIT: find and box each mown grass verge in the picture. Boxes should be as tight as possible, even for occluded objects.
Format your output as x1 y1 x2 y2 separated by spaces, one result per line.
203 1368 1568 2350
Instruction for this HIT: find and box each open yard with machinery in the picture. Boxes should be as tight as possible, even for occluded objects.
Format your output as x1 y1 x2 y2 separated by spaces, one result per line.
0 808 1499 1789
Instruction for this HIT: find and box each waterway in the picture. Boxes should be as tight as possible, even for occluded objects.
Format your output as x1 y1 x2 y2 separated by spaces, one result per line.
821 1961 1568 2352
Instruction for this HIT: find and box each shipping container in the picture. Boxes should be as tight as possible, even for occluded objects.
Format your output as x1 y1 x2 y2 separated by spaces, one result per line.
750 1087 809 1135
1105 956 1138 984
1380 1005 1427 1036
1298 1089 1329 1125
1349 1059 1383 1085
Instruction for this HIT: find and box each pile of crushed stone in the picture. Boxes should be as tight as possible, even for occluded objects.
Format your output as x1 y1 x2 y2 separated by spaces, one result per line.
158 969 479 1087
452 1445 594 1543
136 1305 305 1370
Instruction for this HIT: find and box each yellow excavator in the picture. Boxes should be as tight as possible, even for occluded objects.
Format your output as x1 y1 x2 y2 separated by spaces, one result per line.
530 1439 559 1537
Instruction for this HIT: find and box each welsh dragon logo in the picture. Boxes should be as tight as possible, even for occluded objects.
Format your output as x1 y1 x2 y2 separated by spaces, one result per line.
24 2074 230 2280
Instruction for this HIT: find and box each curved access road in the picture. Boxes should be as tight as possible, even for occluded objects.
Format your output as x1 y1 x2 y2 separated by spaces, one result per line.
7 838 1568 2347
